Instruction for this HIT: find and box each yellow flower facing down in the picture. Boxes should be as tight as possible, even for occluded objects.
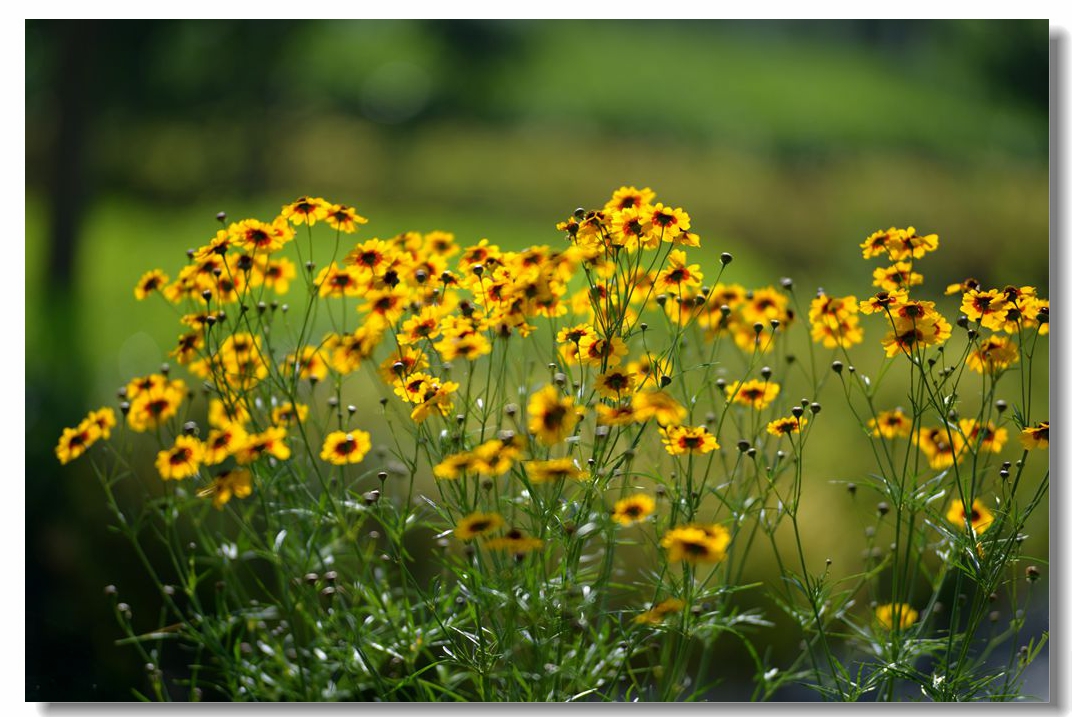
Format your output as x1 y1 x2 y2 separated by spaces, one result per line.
661 524 731 564
155 435 204 481
875 603 918 631
725 379 780 411
612 494 656 526
634 597 685 625
454 512 505 541
527 385 582 445
1020 422 1049 450
660 425 720 455
320 430 372 465
946 499 993 536
198 468 254 510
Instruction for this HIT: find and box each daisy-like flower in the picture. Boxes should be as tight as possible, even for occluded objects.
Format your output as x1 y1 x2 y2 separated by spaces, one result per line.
483 528 544 554
281 346 329 383
661 524 731 564
966 336 1019 375
604 185 656 212
197 468 254 510
524 458 588 484
860 227 901 260
1020 422 1049 450
889 227 938 261
594 368 637 398
946 499 993 536
634 597 685 625
576 334 628 369
914 427 964 470
648 202 690 242
202 423 249 466
235 427 291 464
875 603 918 631
231 217 293 254
281 196 330 226
612 494 656 526
725 379 780 410
961 289 1008 331
527 385 582 446
472 436 525 476
155 435 204 481
127 380 187 433
320 430 372 465
134 269 169 300
324 203 369 233
766 416 807 436
433 452 477 480
959 419 1008 454
632 390 687 426
55 417 103 465
660 425 720 455
315 263 363 298
271 402 309 427
453 512 505 541
809 294 863 349
872 262 923 292
654 249 703 293
868 409 912 440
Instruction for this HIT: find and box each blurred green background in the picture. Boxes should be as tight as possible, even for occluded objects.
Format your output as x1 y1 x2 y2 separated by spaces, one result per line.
25 19 1049 701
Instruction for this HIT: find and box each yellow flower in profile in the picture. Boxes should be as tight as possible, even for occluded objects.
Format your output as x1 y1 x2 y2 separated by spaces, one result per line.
55 418 102 465
872 262 923 292
766 416 807 436
198 469 254 510
527 385 582 445
320 430 372 466
230 217 293 254
1020 422 1049 450
725 379 780 410
454 512 505 541
661 524 731 564
473 436 525 476
155 435 204 481
961 289 1008 330
946 499 993 536
433 452 477 480
134 269 168 300
659 425 720 455
612 494 656 526
324 203 369 233
875 603 918 631
632 390 687 425
634 597 685 625
483 528 544 554
868 409 912 440
525 458 588 484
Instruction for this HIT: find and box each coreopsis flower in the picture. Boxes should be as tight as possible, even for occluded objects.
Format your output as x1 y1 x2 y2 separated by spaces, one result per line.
155 435 204 481
85 408 116 440
627 354 672 390
634 597 685 625
324 203 368 233
655 250 704 294
914 426 965 470
320 430 372 465
961 289 1008 331
594 368 637 398
258 256 296 294
725 379 780 410
423 230 459 258
397 305 443 345
208 396 251 429
378 347 429 383
859 289 909 316
556 323 597 365
888 227 939 261
609 206 656 251
632 390 687 425
433 452 477 480
595 403 641 426
577 334 628 369
407 376 460 424
360 287 409 325
1020 422 1049 450
809 294 863 349
868 409 913 439
458 239 503 274
604 185 656 212
483 528 544 554
193 228 235 262
325 326 383 375
127 380 187 432
880 307 952 358
454 512 505 541
434 316 492 361
472 436 525 476
281 196 330 226
215 333 270 391
231 217 294 254
345 238 395 277
966 335 1019 374
660 425 720 455
271 402 308 427
648 203 690 242
959 419 1008 454
315 263 363 297
872 262 924 293
944 277 981 295
741 287 792 326
1022 297 1049 336
946 499 993 535
612 494 656 527
134 269 168 300
527 385 582 445
524 458 588 484
202 423 249 466
875 603 918 631
281 346 329 383
55 417 103 465
235 427 291 464
860 227 902 260
661 524 731 564
198 468 254 510
170 332 204 365
767 416 807 436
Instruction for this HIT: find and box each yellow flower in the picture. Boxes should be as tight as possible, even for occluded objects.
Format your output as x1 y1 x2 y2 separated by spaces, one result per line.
198 469 254 509
281 196 330 226
324 203 369 233
155 435 204 481
483 528 544 554
661 524 731 564
524 458 588 484
914 427 965 470
55 418 102 465
202 424 249 466
946 499 993 535
868 409 912 440
634 597 685 625
632 390 687 425
127 380 187 433
594 368 637 398
1020 422 1049 450
612 494 656 526
766 416 807 436
320 430 372 465
527 385 581 445
959 419 1007 454
659 425 720 455
872 262 923 292
809 294 863 349
235 427 291 464
454 512 505 541
875 603 918 630
134 269 168 300
433 452 477 480
966 336 1019 374
725 379 780 410
271 402 309 427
